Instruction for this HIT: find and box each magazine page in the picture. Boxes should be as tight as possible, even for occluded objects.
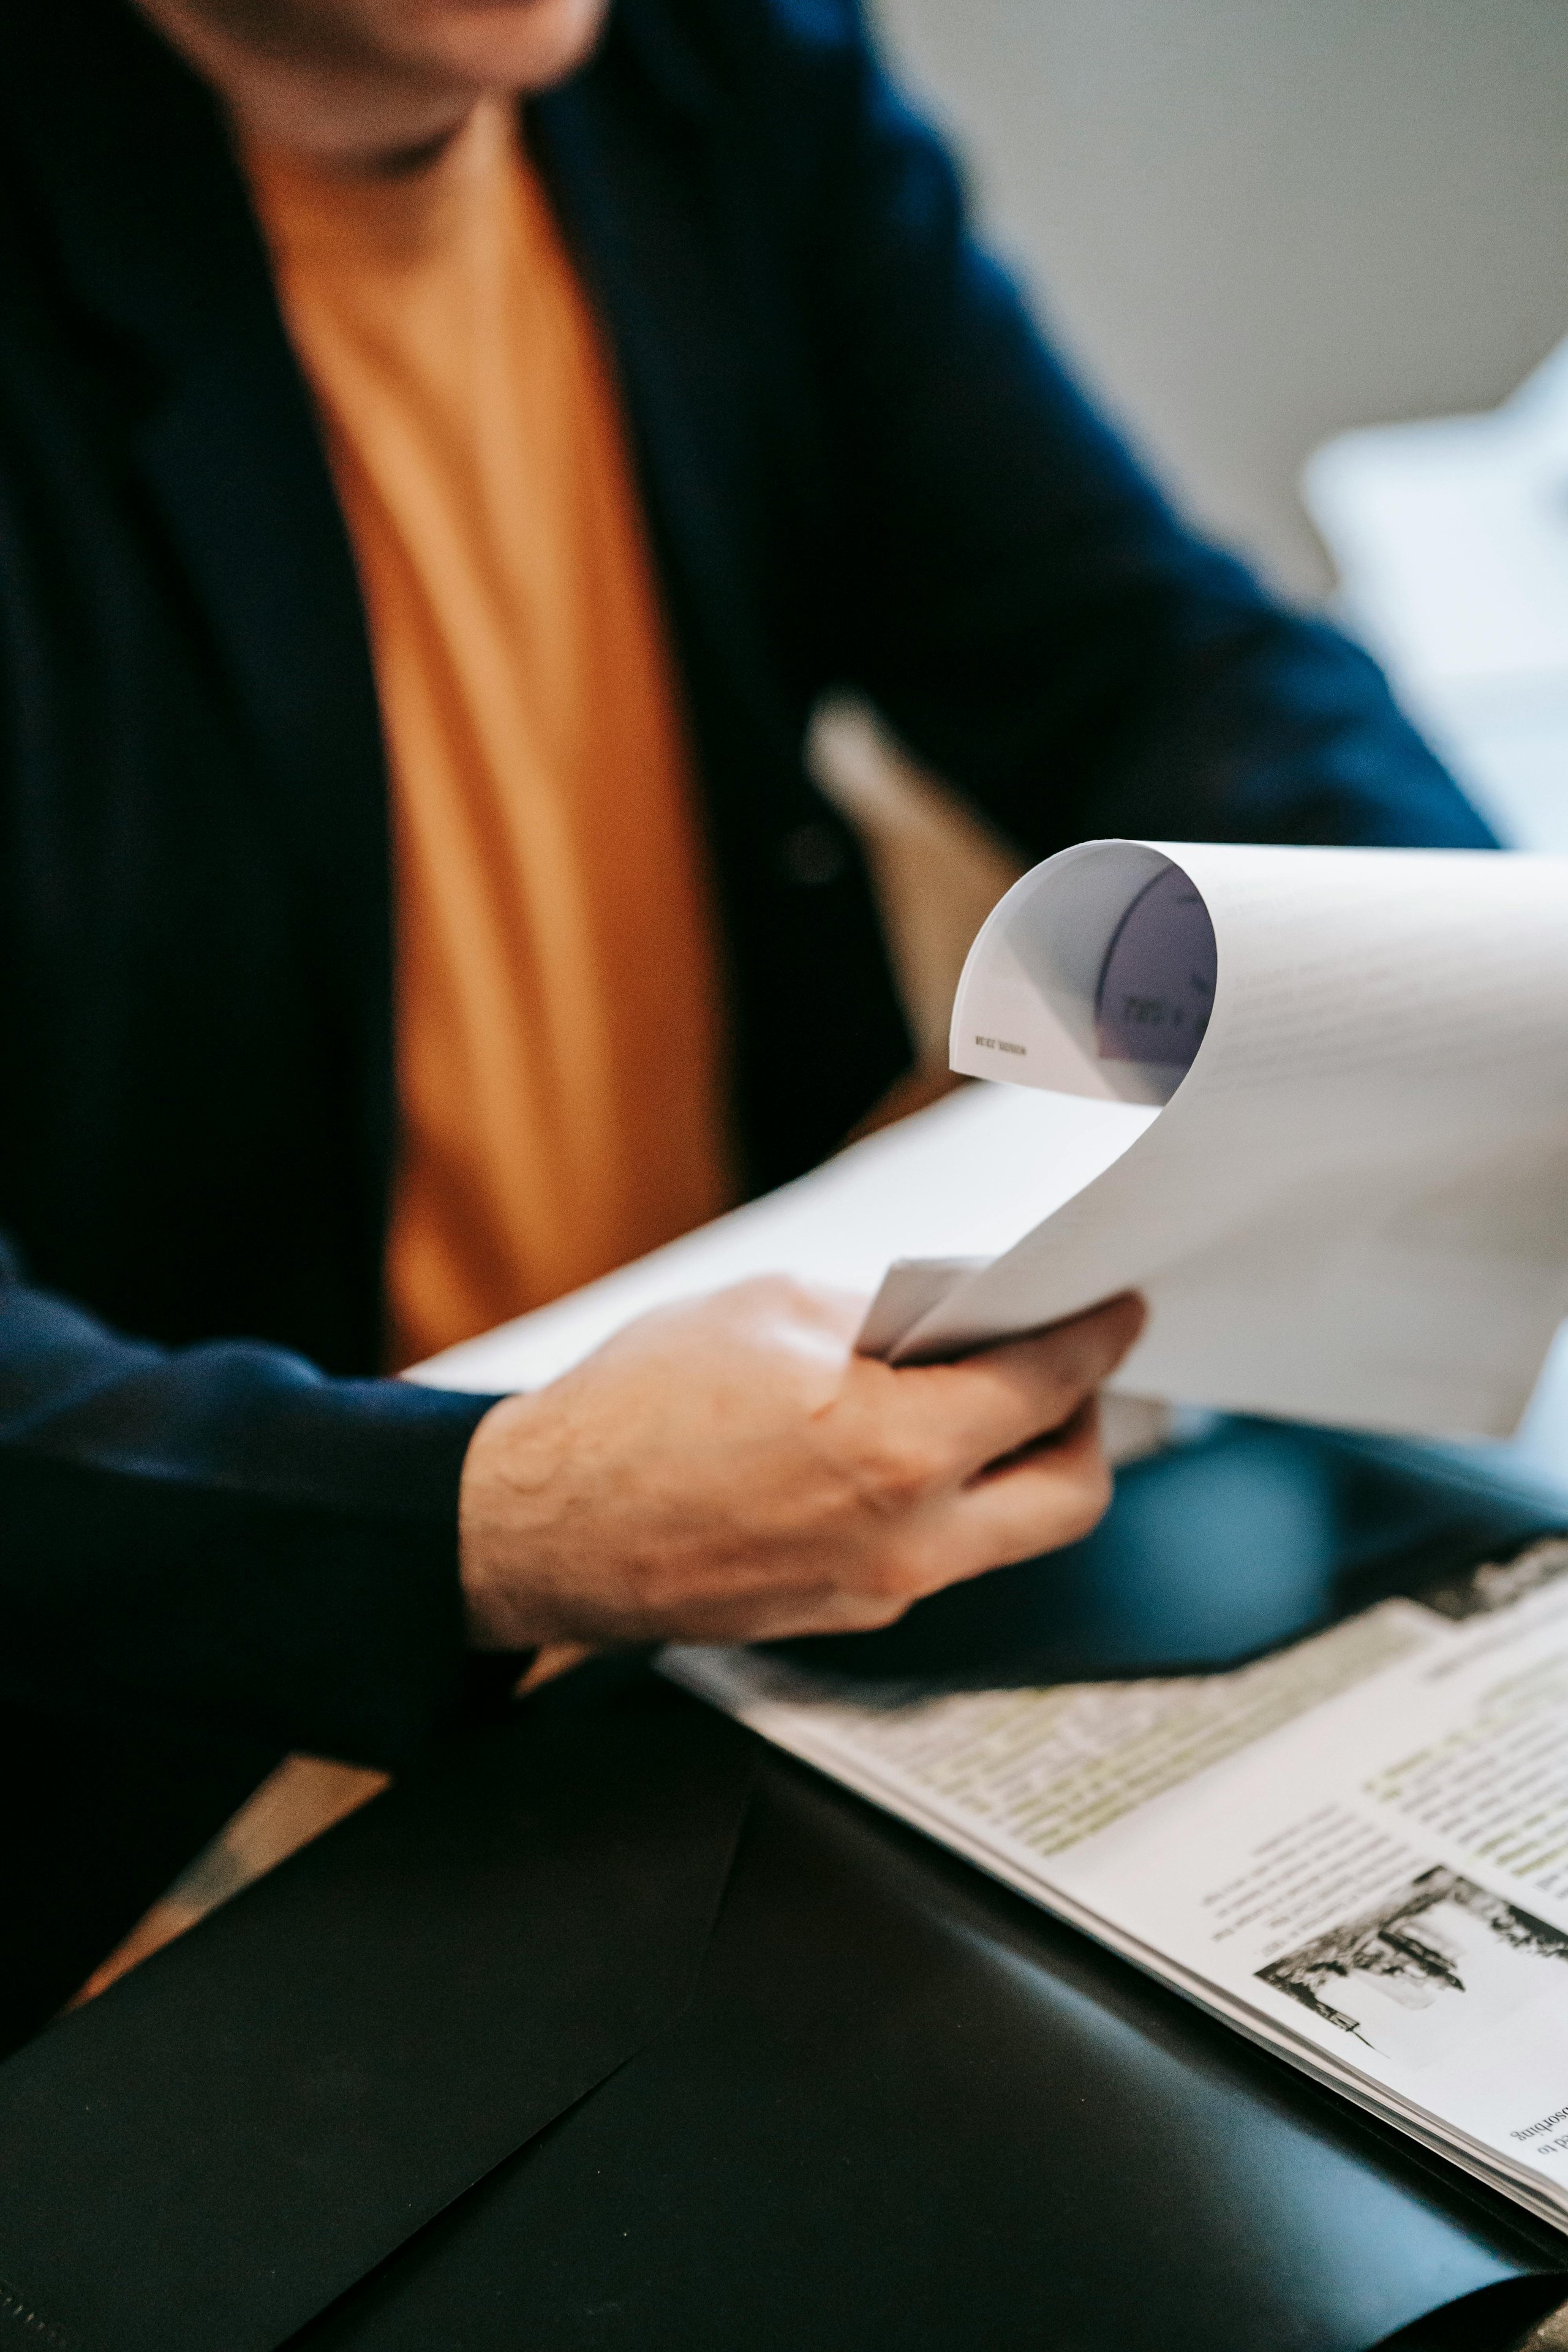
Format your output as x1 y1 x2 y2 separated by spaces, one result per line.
870 841 1568 1440
663 1536 1568 2225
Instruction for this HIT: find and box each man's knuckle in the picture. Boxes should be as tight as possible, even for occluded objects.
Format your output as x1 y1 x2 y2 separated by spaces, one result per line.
856 1431 942 1510
855 1586 913 1629
1066 1460 1114 1536
859 1539 927 1604
728 1272 804 1322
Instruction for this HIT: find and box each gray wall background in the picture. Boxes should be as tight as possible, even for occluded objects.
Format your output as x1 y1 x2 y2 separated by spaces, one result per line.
870 0 1568 600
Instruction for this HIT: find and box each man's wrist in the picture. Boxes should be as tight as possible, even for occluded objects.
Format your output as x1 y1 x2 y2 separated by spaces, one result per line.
458 1388 563 1650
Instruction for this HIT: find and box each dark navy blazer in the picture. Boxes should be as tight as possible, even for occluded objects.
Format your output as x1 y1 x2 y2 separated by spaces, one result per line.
0 0 1493 1777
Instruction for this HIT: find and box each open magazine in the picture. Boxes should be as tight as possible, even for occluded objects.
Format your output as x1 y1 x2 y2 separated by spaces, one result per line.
665 1531 1568 2236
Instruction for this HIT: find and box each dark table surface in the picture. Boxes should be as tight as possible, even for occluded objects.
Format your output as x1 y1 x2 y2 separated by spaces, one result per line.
6 1419 1568 2352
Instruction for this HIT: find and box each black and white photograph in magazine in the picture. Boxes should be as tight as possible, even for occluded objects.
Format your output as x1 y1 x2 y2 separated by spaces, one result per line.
1257 1866 1568 2060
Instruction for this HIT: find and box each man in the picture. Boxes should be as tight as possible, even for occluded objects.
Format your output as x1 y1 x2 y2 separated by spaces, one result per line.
0 0 1490 2041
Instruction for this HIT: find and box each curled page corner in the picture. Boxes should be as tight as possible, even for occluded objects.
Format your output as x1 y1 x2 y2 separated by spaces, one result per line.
948 837 1208 1108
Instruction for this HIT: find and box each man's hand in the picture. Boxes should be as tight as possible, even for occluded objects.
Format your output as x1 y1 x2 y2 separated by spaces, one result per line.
458 1278 1144 1652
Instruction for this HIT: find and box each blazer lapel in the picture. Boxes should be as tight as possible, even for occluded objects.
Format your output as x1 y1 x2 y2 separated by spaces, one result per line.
529 11 819 872
2 0 399 1235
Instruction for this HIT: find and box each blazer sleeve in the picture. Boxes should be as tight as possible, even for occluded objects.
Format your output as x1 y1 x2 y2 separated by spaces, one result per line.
0 1235 501 1768
788 0 1494 856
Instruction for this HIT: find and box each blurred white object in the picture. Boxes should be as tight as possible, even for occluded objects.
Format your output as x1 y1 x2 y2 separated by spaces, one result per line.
1304 336 1568 851
1498 1317 1568 1482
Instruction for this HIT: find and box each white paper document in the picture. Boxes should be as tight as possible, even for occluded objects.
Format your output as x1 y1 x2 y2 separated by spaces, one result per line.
664 1532 1568 2235
415 839 1568 1446
867 840 1568 1438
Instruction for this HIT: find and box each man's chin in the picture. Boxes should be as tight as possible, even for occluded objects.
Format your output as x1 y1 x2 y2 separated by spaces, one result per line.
404 0 610 92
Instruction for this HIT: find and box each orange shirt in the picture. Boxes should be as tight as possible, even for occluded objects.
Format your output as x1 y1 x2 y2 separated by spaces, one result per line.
246 104 733 1368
